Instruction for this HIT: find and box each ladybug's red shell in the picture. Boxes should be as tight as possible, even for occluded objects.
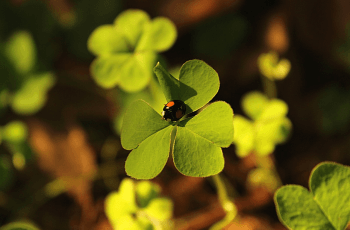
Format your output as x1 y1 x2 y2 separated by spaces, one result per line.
161 100 186 121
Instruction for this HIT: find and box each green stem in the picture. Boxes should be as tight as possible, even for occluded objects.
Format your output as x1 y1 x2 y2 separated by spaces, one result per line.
261 76 277 99
209 174 237 230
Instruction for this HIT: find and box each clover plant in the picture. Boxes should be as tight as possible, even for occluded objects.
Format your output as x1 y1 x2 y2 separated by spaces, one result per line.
0 121 33 191
105 178 173 230
233 91 292 157
0 221 40 230
87 9 177 92
275 162 350 230
0 31 55 115
258 51 291 81
121 60 234 179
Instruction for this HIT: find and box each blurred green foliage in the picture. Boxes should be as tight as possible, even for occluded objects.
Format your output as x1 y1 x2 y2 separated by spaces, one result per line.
0 31 55 115
233 91 292 157
0 221 40 230
105 178 173 230
88 9 177 92
258 52 291 80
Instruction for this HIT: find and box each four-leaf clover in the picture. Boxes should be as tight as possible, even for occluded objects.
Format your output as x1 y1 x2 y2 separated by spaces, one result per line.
233 91 292 157
105 178 173 230
121 60 234 179
87 9 177 92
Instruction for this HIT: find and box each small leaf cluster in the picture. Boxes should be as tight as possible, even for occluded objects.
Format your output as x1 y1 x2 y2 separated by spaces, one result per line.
88 9 177 92
275 162 350 230
105 178 173 230
0 121 33 190
121 60 234 179
258 51 291 80
0 31 55 115
233 91 292 157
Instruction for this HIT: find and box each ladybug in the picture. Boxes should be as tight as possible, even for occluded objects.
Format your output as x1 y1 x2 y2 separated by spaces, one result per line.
161 100 186 122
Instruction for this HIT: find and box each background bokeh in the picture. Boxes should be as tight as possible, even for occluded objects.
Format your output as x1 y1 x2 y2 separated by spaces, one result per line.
1 0 350 229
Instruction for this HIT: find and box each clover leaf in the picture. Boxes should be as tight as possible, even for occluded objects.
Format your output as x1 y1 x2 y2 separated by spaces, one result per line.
275 162 350 230
105 178 173 230
0 221 40 230
88 9 177 92
1 121 34 171
121 60 234 179
0 31 55 115
233 91 292 157
258 51 291 80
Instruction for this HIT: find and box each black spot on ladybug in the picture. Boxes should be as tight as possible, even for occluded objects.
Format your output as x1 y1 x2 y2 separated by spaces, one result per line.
162 100 186 121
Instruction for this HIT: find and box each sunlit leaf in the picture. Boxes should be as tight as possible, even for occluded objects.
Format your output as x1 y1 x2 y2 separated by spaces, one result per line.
173 126 224 177
87 25 129 56
11 72 55 114
136 17 177 52
144 198 173 221
125 125 174 179
232 115 254 157
114 9 150 49
241 91 268 120
0 221 40 230
136 181 161 208
258 51 291 80
5 31 36 75
121 99 170 150
275 162 350 230
1 121 27 143
105 179 138 225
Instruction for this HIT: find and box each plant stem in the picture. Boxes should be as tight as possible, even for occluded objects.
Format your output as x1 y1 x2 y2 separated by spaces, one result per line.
209 174 237 230
261 76 277 99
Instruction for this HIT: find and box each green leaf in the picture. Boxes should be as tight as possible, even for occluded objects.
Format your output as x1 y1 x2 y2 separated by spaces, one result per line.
144 197 173 220
257 99 288 121
5 31 36 75
125 125 174 179
136 181 161 208
114 9 150 49
154 62 181 101
258 52 291 80
1 121 28 143
241 91 269 120
105 179 137 224
87 25 129 56
121 99 170 150
275 185 335 230
275 162 350 230
118 51 157 92
173 126 224 177
180 101 234 147
90 54 130 88
11 72 55 115
154 60 219 114
136 17 177 52
179 60 220 113
232 115 254 157
310 163 350 230
0 221 40 230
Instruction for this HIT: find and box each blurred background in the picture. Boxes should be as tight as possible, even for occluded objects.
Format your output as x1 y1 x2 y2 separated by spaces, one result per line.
1 0 350 229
